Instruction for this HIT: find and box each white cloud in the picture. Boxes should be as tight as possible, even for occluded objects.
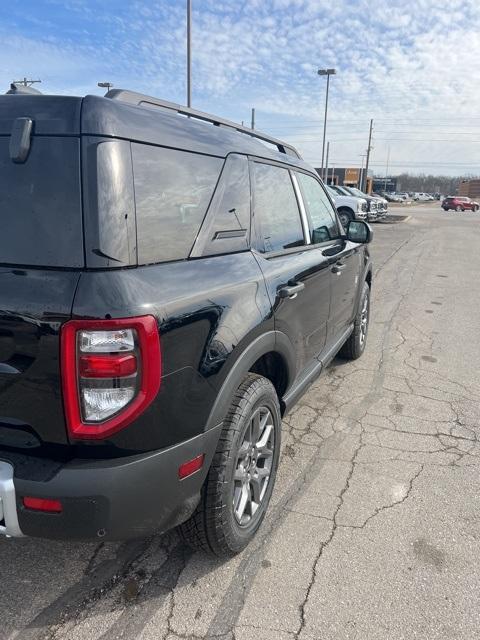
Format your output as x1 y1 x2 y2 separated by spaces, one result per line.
0 0 479 174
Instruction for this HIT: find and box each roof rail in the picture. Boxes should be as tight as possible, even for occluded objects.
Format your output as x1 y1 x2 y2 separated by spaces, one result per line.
105 89 301 159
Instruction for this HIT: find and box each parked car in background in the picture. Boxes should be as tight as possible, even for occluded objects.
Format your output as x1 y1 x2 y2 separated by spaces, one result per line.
0 86 374 554
442 196 479 212
342 186 388 221
330 186 378 222
413 192 433 201
325 185 367 227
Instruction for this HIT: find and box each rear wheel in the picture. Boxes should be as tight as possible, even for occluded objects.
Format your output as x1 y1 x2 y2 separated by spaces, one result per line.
179 374 281 557
338 208 353 228
339 282 370 360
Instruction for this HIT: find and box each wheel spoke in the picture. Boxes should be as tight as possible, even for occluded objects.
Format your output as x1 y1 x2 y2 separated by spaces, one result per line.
238 440 250 458
251 410 261 443
234 466 245 482
235 483 250 522
251 468 269 503
250 475 262 503
256 422 273 451
257 446 273 460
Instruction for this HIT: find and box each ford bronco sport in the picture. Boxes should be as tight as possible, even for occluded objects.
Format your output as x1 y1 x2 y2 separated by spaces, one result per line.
0 86 372 556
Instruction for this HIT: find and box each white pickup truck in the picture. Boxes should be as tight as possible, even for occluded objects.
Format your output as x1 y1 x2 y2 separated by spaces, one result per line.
326 186 368 227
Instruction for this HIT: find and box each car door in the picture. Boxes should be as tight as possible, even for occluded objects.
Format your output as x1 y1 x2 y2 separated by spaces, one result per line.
294 171 363 345
250 160 331 376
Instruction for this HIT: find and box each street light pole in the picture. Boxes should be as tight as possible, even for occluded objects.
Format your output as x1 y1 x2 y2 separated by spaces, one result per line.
364 118 374 192
317 68 336 181
187 0 192 107
324 141 330 184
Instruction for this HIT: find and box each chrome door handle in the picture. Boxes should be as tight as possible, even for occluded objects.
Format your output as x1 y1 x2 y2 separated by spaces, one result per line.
278 282 305 299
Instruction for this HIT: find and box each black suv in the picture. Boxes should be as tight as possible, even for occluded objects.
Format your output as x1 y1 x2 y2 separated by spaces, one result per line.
0 88 372 556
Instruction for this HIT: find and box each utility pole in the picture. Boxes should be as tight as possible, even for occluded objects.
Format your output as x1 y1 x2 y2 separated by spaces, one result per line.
324 141 330 183
187 0 192 107
13 77 41 87
364 119 373 192
251 108 255 130
359 154 367 190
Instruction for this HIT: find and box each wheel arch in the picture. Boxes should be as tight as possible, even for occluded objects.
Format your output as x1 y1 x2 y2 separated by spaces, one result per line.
205 331 295 429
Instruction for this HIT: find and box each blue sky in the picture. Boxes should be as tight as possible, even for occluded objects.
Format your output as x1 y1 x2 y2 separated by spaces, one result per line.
1 0 480 176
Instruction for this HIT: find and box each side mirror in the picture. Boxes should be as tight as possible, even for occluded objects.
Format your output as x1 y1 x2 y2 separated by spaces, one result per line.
346 220 373 244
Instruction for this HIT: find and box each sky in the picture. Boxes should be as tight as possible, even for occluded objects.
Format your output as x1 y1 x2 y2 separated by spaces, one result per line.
1 0 480 177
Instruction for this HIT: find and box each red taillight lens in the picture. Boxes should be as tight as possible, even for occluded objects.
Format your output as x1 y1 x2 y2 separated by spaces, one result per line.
79 353 137 378
23 497 63 513
61 316 161 440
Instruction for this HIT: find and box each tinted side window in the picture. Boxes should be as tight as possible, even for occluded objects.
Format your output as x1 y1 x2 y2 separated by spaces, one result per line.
199 154 250 257
132 144 223 264
254 163 304 253
0 137 83 267
296 173 339 244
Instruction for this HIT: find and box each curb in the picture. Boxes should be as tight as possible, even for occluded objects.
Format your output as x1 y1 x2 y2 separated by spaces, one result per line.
377 215 411 224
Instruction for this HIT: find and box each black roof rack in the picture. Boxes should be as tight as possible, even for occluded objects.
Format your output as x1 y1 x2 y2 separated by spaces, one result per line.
105 89 301 159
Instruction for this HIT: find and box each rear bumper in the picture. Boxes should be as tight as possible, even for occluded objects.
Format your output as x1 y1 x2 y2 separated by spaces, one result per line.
1 424 222 541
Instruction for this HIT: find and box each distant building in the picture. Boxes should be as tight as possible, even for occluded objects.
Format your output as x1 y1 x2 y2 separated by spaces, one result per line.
315 166 372 192
372 176 398 193
458 179 480 199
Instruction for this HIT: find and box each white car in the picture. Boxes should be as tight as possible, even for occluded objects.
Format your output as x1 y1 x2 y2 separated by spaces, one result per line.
414 192 432 201
326 186 368 227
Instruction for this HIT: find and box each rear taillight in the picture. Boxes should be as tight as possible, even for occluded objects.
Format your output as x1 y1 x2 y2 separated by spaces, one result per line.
61 316 161 439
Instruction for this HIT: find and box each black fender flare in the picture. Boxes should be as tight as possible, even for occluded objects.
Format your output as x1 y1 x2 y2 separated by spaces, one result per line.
205 330 296 431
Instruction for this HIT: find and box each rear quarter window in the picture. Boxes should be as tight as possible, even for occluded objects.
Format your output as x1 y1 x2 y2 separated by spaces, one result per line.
0 137 83 267
132 144 223 264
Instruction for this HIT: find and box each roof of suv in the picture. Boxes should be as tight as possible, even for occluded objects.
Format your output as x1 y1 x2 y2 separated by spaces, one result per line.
0 89 312 171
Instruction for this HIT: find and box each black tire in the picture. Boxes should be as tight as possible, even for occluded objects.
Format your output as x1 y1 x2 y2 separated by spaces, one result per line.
179 373 281 557
473 206 479 212
337 208 353 228
455 205 462 212
339 282 370 360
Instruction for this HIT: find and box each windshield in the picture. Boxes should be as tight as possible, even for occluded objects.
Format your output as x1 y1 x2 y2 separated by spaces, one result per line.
349 187 367 198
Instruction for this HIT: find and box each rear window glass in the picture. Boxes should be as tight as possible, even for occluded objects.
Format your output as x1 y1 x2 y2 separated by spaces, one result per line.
0 137 83 267
132 144 223 264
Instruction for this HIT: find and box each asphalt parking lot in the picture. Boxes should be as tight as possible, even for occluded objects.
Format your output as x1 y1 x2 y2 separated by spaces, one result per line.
2 203 480 640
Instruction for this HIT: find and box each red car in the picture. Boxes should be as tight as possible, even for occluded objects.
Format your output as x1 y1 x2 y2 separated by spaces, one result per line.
442 196 479 212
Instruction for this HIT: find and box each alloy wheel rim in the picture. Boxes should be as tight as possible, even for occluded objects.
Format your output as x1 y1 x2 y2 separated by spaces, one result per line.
359 292 369 345
233 406 275 526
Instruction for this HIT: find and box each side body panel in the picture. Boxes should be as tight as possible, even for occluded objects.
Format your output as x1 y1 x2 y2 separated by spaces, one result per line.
71 252 273 455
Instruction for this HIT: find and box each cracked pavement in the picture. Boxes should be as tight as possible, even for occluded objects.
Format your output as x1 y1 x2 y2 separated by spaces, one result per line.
1 204 480 640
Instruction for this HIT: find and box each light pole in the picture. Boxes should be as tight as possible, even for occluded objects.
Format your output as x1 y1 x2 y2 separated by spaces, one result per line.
187 0 192 107
317 68 336 182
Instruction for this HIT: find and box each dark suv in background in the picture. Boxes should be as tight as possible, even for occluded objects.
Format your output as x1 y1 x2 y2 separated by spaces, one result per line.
0 87 372 556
